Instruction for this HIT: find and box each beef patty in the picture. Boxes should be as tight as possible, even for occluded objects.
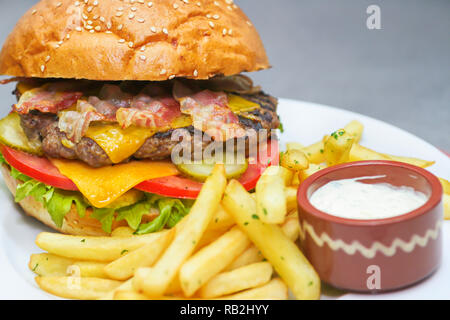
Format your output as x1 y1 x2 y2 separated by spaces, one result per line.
20 92 279 167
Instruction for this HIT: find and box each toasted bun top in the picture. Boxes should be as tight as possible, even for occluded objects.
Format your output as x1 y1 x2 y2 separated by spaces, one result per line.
0 0 269 81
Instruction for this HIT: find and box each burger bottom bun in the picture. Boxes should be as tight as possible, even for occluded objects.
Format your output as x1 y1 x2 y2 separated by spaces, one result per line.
1 165 157 236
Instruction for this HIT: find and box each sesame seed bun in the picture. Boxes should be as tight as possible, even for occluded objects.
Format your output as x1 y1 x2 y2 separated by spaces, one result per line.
0 0 270 81
1 165 158 236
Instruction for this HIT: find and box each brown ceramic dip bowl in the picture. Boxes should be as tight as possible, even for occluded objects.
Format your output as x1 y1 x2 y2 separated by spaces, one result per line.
297 160 443 292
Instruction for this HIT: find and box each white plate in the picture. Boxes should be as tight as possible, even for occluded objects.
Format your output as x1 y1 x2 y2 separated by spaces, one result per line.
0 99 448 300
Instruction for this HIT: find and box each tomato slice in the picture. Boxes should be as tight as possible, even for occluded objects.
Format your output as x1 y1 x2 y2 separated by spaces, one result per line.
136 140 279 199
1 145 78 190
1 139 279 199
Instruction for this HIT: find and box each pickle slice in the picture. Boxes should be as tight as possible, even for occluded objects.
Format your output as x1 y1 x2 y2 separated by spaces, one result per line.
175 153 248 182
0 112 43 155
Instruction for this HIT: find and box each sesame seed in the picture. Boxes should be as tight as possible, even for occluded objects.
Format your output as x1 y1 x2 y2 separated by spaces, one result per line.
93 15 99 20
119 39 125 43
137 18 145 23
131 7 137 11
128 42 134 47
116 11 123 17
193 69 198 77
66 34 70 39
40 65 45 72
106 22 112 29
222 28 227 35
58 40 64 45
147 2 153 7
45 55 51 62
196 2 201 7
227 6 232 11
160 69 167 75
208 21 215 28
118 24 123 30
213 14 220 20
87 20 93 25
228 29 233 35
82 14 88 19
206 14 211 18
151 26 157 33
89 29 95 33
32 9 37 15
246 21 252 26
214 1 219 6
182 0 189 4
75 26 82 31
95 26 101 31
56 2 62 8
85 25 93 29
87 6 93 12
100 16 105 22
225 0 233 4
84 0 88 3
173 3 179 9
138 0 145 3
162 28 168 35
128 13 135 19
140 55 146 61
93 0 98 5
55 44 60 48
140 46 146 51
106 30 112 34
169 75 176 79
117 7 124 11
74 1 80 6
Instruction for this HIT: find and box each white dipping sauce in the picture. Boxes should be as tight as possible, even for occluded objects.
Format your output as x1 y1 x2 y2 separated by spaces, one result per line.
309 176 428 220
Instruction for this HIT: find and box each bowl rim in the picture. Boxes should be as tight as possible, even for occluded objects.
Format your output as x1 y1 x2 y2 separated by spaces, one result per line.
297 160 443 226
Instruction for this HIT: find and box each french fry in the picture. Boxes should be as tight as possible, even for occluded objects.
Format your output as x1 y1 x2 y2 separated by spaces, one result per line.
199 262 273 298
114 290 149 300
303 139 326 164
281 211 300 242
439 177 450 194
179 226 251 297
29 253 74 277
286 187 298 212
35 276 122 300
166 275 183 295
71 261 108 278
444 194 450 220
133 165 227 297
344 120 364 143
36 231 169 262
223 180 321 300
111 226 135 237
207 204 234 232
225 245 265 271
196 227 229 250
323 129 354 166
349 143 390 162
100 278 134 300
218 278 288 300
383 154 435 168
256 166 292 224
298 163 327 183
104 229 175 280
280 149 309 171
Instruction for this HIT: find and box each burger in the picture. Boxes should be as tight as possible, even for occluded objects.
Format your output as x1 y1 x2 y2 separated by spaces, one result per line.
0 0 280 236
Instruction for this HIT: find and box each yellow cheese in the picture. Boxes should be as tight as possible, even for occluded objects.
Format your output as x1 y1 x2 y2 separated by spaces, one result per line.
227 94 260 113
51 159 179 208
85 124 154 163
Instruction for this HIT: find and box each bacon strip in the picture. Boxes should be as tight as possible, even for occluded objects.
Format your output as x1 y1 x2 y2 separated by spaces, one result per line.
14 86 82 114
177 88 246 141
58 100 106 143
116 94 182 129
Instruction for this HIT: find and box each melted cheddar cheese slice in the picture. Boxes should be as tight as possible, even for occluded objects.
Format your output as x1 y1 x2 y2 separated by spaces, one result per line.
51 159 179 208
85 124 154 163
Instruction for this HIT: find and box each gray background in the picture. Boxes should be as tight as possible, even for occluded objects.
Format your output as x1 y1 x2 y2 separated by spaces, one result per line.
0 0 448 150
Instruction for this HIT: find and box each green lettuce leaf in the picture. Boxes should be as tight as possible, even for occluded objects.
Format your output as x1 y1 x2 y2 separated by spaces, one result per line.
91 207 116 234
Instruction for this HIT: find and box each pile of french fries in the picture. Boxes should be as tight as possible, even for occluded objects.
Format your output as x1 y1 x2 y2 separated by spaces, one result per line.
30 120 450 300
